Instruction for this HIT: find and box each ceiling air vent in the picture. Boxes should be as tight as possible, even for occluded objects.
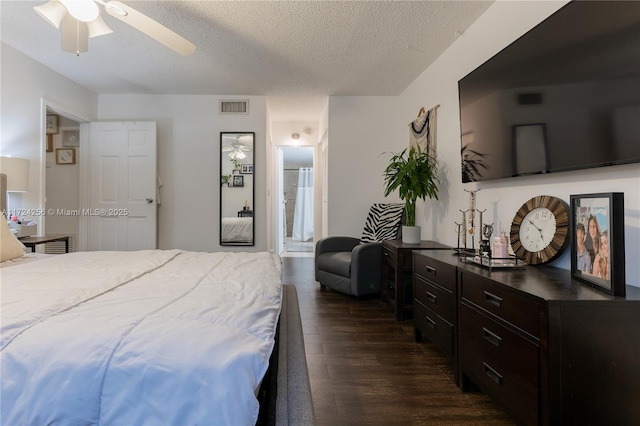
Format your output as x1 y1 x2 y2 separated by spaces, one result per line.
219 100 249 115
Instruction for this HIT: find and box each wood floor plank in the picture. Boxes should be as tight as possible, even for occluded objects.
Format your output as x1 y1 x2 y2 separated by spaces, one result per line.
282 257 514 425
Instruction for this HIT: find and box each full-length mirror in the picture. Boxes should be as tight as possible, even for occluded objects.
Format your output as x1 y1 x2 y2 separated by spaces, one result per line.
220 132 254 246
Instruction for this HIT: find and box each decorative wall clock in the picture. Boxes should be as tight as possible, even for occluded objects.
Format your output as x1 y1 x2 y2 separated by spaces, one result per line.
510 195 569 265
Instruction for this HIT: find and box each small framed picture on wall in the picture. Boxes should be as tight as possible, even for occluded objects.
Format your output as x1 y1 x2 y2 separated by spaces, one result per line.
46 115 59 134
232 175 244 187
56 148 76 165
62 130 80 147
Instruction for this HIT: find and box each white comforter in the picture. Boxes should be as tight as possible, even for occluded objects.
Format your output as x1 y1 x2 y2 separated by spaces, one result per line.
221 217 253 243
0 250 282 426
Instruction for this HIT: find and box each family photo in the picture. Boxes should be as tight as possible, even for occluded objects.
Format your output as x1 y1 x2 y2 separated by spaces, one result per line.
571 193 625 296
574 198 610 280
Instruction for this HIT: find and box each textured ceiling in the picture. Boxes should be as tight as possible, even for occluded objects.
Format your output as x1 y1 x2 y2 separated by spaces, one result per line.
1 1 492 119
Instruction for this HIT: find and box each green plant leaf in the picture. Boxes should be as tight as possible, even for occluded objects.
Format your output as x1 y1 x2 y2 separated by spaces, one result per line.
382 145 439 226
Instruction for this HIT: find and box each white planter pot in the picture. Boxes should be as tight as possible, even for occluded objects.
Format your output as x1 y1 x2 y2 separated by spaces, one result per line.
402 225 421 244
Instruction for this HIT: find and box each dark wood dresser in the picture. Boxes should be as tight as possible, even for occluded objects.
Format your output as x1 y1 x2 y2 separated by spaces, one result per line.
413 249 640 425
412 250 458 380
381 240 450 320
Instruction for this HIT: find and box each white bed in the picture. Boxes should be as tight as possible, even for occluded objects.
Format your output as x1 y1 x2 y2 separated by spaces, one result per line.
222 216 253 243
1 249 283 425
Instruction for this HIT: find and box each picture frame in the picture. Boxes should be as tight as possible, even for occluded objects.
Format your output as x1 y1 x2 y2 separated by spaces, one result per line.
46 115 59 135
56 148 76 165
570 192 625 296
240 164 253 174
62 130 80 147
232 175 244 187
512 123 549 175
46 134 54 152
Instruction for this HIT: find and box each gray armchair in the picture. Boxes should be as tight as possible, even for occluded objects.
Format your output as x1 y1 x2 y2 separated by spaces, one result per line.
315 203 404 296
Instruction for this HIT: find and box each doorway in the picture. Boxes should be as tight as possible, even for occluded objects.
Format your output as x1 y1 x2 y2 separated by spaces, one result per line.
41 101 89 253
280 146 314 257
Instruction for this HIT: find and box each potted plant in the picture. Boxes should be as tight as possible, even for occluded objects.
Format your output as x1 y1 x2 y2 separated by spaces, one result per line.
383 145 439 244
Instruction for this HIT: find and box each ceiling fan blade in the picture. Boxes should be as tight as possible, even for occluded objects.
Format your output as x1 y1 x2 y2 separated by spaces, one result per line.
104 1 196 56
87 14 113 38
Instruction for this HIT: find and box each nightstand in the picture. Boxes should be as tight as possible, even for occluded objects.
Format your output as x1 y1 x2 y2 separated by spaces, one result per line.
381 239 450 320
19 235 70 253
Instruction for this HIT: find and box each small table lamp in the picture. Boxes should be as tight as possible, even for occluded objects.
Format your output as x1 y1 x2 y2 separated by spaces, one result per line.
0 157 30 215
0 157 30 192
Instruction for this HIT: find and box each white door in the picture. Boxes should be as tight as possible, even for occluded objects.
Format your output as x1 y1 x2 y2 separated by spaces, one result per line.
275 147 284 255
87 122 157 251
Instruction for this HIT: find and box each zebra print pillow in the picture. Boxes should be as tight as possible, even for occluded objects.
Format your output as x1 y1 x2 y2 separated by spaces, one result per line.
360 203 404 243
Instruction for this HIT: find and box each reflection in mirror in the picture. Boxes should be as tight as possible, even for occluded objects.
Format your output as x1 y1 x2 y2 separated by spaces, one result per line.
220 132 255 246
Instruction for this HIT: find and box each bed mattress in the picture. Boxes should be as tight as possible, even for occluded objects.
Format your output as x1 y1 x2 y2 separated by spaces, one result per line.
0 249 282 425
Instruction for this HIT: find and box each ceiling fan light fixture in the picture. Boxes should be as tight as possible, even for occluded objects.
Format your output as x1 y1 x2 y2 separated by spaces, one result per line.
59 0 100 23
34 0 68 29
61 14 89 54
87 14 113 37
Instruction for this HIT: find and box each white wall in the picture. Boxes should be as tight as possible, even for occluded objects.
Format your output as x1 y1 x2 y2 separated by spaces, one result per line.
327 96 401 237
394 0 640 286
98 95 267 252
45 120 81 248
1 43 97 225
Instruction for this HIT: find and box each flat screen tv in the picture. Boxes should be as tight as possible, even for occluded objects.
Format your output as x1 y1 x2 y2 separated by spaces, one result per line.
458 1 640 183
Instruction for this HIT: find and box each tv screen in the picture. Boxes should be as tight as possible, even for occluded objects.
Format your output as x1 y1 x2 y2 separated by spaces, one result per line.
458 1 640 183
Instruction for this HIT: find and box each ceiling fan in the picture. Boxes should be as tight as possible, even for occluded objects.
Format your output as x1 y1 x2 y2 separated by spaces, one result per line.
34 0 196 56
222 135 252 160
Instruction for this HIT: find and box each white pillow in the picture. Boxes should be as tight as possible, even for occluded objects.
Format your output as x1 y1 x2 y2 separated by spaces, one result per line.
1 214 26 262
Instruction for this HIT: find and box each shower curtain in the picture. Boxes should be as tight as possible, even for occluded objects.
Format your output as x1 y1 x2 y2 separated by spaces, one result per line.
292 167 314 242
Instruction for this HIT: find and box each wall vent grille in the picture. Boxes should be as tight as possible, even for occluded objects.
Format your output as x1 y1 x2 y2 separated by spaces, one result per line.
219 100 249 114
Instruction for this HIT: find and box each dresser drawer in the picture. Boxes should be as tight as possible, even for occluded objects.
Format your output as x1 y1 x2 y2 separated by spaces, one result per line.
460 343 539 426
382 245 396 266
459 303 539 388
413 253 456 292
414 300 454 357
414 275 454 323
460 272 540 338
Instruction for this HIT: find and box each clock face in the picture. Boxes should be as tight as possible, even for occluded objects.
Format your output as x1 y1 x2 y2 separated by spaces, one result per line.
510 195 569 265
519 207 556 252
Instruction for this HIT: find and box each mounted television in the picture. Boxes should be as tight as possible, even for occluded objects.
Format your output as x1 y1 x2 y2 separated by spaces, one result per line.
458 1 640 183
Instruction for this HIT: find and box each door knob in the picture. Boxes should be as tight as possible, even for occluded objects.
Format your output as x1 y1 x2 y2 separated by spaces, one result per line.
146 198 154 204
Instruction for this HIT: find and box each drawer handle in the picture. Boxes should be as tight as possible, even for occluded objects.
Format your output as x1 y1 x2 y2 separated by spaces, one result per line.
483 362 503 386
425 315 436 330
426 291 437 304
425 265 437 276
483 291 503 308
482 327 502 347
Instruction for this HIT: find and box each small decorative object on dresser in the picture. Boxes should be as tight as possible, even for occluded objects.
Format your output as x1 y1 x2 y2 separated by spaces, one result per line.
509 195 569 265
56 148 76 165
570 192 625 297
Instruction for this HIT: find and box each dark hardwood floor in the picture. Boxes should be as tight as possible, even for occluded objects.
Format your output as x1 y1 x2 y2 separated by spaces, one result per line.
281 257 514 426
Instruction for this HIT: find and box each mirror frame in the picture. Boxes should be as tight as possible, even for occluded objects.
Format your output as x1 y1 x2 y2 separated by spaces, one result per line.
220 132 255 246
